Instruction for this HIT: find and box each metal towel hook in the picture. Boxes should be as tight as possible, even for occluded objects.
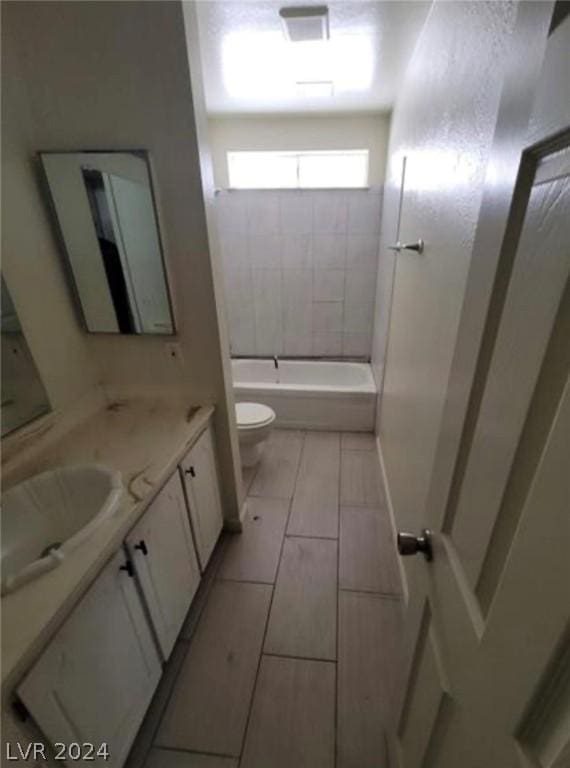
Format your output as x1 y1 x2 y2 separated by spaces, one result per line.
388 239 424 254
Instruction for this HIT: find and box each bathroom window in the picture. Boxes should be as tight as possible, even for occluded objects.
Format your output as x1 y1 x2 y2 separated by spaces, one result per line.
227 150 369 189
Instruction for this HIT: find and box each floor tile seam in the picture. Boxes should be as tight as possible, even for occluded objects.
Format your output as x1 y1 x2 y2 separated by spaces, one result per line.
237 431 306 766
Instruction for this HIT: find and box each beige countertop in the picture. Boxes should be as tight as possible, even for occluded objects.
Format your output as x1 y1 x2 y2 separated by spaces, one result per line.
1 398 215 694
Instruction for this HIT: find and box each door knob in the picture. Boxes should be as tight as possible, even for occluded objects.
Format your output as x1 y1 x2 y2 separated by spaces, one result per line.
388 239 424 254
397 529 433 561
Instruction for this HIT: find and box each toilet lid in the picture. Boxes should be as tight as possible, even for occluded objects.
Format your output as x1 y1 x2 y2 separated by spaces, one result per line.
236 402 276 429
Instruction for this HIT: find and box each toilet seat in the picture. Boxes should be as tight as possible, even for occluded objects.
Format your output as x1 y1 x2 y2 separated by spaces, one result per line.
236 402 275 430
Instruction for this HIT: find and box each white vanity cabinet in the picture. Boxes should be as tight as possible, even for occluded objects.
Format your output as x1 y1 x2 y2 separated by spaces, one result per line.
125 471 200 660
17 549 162 768
179 425 224 570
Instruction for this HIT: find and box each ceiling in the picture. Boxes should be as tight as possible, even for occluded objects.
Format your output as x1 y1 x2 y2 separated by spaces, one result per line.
196 1 432 115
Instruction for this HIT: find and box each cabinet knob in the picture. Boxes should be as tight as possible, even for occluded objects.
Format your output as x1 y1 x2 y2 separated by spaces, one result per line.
185 466 196 478
119 560 135 578
134 540 148 556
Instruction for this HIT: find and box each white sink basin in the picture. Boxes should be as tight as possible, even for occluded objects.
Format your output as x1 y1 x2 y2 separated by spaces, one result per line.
1 465 123 595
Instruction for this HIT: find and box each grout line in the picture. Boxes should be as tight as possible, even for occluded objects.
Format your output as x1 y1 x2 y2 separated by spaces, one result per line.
248 492 294 501
152 745 239 760
338 586 402 601
263 651 337 665
216 575 275 587
285 533 338 542
237 430 306 767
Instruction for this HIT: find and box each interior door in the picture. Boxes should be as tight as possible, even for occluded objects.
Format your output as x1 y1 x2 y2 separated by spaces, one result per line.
390 18 570 768
126 471 201 660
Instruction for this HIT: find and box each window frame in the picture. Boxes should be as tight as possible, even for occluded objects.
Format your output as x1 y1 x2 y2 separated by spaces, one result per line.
226 149 370 190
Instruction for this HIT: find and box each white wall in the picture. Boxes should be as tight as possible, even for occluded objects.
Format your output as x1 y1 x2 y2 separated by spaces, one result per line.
209 114 390 188
2 1 240 517
372 1 519 532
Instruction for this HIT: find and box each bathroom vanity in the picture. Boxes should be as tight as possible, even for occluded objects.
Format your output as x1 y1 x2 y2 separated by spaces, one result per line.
1 399 225 767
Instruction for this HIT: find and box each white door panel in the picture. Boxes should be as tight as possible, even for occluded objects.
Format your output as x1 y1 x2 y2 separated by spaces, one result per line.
388 13 570 768
17 550 161 768
451 151 570 588
180 426 224 570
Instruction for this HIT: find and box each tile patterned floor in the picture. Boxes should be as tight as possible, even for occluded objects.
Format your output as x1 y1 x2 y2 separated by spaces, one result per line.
127 430 403 768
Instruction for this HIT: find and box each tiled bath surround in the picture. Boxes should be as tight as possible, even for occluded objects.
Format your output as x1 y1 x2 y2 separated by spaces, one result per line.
216 189 382 359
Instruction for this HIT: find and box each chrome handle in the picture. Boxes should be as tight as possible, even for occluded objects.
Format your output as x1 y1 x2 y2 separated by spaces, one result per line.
388 239 424 254
397 529 433 561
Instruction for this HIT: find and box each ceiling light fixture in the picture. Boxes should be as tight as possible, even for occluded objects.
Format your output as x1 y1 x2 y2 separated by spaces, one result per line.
279 6 330 43
296 81 334 97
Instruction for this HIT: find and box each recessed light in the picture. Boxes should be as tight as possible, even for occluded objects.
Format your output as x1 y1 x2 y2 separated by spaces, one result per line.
279 6 330 43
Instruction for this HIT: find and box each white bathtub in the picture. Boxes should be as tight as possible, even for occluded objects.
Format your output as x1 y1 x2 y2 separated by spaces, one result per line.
232 359 377 431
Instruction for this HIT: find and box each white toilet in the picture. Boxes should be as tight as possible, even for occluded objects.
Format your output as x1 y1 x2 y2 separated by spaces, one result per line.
235 402 276 467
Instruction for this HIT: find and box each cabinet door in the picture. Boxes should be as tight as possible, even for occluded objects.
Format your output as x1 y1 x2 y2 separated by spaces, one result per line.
180 426 224 570
17 549 161 768
126 471 200 660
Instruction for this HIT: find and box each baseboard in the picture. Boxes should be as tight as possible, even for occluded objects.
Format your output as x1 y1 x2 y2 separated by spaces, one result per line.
224 496 247 532
375 434 409 606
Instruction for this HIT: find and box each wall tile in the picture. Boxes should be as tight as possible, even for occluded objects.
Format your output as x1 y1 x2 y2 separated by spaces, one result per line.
314 333 342 356
313 302 343 334
347 192 382 234
346 235 379 271
343 301 374 334
281 234 313 270
342 331 372 358
283 270 313 355
284 321 313 355
253 269 283 355
216 192 247 235
313 269 345 302
313 234 347 269
283 269 313 305
219 234 248 271
280 192 313 234
225 269 255 355
247 192 280 235
313 192 348 233
217 189 381 359
345 270 377 306
248 234 282 269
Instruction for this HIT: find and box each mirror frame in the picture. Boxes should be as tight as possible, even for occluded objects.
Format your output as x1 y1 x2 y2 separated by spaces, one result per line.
38 149 177 336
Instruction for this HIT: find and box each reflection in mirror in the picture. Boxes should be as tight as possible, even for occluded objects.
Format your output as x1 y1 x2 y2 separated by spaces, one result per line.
41 151 175 335
1 277 51 437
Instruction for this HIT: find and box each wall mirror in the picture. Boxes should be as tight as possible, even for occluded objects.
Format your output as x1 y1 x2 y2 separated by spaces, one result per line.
1 276 51 437
41 151 175 335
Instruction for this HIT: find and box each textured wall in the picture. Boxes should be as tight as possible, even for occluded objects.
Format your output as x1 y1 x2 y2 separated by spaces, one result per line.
372 0 518 530
2 1 241 517
217 188 382 359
